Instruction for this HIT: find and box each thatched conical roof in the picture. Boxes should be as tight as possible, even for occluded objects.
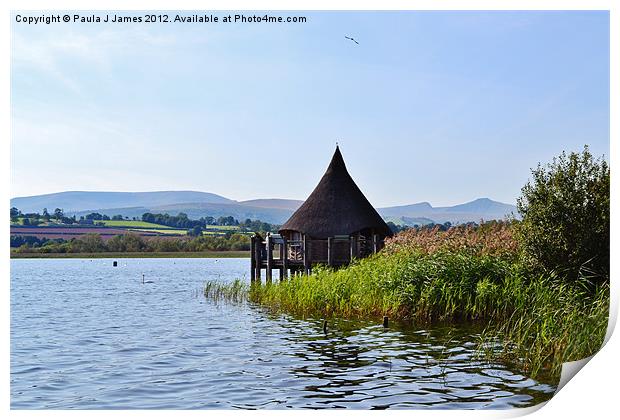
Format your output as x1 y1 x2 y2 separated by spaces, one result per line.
279 146 391 238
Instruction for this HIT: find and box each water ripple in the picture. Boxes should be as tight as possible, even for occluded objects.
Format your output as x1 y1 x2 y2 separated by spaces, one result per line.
11 258 557 409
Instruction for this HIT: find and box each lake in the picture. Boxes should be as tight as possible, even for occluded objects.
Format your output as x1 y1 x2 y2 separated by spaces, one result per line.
10 258 557 409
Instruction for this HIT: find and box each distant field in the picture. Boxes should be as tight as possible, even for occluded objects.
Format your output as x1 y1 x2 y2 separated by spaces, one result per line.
102 221 240 232
99 220 171 229
10 220 250 241
10 226 183 240
129 228 188 235
10 250 250 259
205 225 238 231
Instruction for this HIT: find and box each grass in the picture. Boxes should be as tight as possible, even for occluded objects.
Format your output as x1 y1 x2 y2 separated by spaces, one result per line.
248 251 608 379
12 219 243 235
478 277 609 378
128 228 188 235
204 279 249 303
205 225 239 231
98 220 174 229
206 224 609 381
11 250 250 259
100 221 240 235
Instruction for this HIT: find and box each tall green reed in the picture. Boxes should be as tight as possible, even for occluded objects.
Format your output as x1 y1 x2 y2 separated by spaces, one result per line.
208 223 609 379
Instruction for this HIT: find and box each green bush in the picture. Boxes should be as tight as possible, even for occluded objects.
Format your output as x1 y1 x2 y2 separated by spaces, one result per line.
516 145 609 283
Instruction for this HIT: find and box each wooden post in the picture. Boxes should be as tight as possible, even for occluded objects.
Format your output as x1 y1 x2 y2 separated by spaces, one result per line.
327 237 333 267
250 236 256 282
282 237 288 280
266 234 273 283
254 237 262 281
303 235 311 275
349 235 356 262
372 234 378 254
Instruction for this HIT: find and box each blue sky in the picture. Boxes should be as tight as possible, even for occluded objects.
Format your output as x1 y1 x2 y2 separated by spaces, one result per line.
11 11 609 207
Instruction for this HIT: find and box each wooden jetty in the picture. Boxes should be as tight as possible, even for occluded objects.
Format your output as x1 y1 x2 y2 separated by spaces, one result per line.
251 146 391 282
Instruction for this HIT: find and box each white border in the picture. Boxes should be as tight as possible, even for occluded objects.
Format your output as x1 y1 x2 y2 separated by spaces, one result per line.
2 1 617 419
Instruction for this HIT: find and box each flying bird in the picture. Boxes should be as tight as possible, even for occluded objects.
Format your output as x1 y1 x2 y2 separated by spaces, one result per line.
345 36 359 45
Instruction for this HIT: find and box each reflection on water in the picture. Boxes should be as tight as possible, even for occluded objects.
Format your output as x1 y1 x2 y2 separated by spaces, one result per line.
11 258 556 409
240 316 554 409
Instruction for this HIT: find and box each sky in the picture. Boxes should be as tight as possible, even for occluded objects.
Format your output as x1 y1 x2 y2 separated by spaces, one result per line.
10 11 609 207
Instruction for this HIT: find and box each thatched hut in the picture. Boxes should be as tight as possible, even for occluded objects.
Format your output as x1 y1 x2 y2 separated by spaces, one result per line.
251 146 391 281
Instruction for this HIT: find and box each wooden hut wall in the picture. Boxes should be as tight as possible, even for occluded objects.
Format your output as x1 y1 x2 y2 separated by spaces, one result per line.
310 239 328 262
332 240 351 264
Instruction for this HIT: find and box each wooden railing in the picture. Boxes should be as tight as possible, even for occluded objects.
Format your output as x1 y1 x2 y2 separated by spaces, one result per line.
250 233 383 282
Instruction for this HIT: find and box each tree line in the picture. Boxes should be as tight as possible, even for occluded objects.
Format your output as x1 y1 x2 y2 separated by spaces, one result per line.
10 207 280 235
11 232 252 254
386 221 457 234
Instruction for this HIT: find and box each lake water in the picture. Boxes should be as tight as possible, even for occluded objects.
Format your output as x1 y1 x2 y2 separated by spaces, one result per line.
11 258 557 409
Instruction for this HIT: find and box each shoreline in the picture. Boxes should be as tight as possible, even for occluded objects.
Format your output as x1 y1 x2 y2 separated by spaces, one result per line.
10 251 250 259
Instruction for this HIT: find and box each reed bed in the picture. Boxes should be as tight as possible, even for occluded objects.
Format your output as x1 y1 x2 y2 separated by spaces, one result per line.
246 223 609 380
204 279 249 303
384 221 519 259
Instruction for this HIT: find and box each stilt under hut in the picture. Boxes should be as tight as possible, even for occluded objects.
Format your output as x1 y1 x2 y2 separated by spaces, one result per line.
251 146 392 282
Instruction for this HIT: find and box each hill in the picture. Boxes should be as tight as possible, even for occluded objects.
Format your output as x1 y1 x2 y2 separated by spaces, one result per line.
238 199 303 211
11 191 517 226
10 191 234 214
150 202 295 224
378 198 517 225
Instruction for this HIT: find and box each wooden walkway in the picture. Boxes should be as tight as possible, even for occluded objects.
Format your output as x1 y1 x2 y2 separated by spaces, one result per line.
250 233 382 282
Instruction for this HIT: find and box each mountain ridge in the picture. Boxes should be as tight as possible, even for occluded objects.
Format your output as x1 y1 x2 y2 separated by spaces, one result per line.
11 190 234 213
10 191 517 226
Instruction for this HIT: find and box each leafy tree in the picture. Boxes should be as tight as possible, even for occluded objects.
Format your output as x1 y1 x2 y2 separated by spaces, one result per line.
142 212 205 229
238 218 278 234
187 226 203 237
10 207 21 218
59 216 75 225
121 233 147 252
106 235 125 252
54 208 64 221
11 235 45 248
71 233 106 253
386 221 408 234
217 216 238 226
85 212 105 221
516 145 609 283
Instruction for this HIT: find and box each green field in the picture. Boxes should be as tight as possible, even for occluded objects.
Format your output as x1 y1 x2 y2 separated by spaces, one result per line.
11 218 248 237
99 220 172 229
128 228 188 235
205 225 239 231
101 220 241 234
